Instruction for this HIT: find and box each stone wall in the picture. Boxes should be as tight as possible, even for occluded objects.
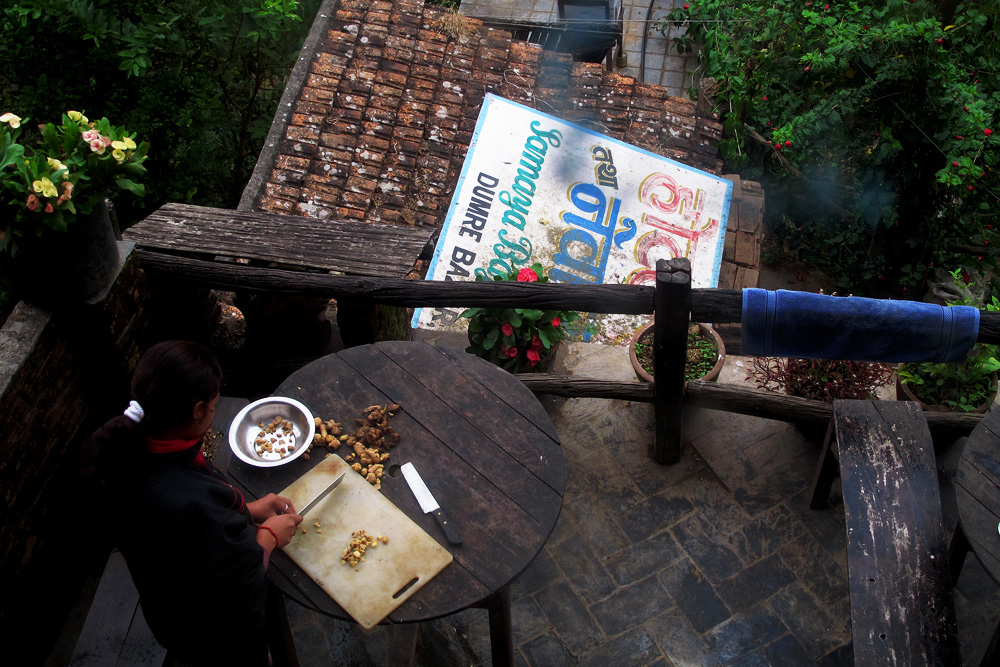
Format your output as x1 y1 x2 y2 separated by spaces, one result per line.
0 244 150 663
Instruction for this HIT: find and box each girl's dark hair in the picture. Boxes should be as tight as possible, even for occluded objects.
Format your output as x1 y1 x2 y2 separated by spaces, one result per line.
90 341 222 484
131 340 222 433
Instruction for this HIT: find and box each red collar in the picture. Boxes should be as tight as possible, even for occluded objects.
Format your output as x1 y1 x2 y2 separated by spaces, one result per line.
146 435 203 455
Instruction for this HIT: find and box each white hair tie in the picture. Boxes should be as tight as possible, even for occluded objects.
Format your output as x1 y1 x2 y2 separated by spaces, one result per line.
124 400 145 423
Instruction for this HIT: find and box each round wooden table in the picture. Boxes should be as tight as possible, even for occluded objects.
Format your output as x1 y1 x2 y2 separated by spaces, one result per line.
953 405 1000 663
225 341 564 665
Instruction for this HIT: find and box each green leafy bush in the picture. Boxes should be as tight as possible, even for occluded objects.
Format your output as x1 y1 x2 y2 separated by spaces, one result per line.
0 0 320 215
898 268 1000 411
660 0 1000 292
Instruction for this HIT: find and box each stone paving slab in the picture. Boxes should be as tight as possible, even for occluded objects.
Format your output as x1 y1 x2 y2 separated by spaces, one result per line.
286 333 1000 666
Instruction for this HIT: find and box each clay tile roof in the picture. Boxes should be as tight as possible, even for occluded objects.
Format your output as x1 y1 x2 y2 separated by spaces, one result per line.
254 0 724 230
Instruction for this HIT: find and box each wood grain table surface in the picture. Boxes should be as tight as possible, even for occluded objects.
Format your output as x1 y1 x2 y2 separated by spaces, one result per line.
955 406 1000 581
223 341 565 625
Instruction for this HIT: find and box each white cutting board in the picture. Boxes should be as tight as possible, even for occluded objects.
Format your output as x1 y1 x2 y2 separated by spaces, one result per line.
279 455 453 629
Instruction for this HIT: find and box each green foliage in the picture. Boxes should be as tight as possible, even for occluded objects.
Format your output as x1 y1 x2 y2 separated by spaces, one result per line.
0 0 319 214
0 0 319 313
660 0 1000 292
461 263 581 373
898 268 1000 411
0 111 149 255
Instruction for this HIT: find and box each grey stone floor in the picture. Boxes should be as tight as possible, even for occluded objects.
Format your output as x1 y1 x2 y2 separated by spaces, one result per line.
286 331 1000 666
458 0 698 96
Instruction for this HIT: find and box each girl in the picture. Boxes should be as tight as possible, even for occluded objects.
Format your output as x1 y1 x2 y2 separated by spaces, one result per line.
91 340 302 666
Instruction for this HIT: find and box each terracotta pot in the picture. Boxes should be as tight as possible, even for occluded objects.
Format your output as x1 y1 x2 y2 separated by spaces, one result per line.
0 200 118 308
895 372 999 413
628 321 726 383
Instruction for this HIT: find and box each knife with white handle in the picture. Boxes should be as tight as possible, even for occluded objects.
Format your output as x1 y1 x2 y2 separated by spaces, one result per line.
400 462 462 545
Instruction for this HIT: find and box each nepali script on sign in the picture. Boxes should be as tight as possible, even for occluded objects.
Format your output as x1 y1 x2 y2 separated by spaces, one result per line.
412 94 733 344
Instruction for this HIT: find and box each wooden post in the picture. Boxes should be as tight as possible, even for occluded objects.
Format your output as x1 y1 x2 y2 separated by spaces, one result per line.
653 258 691 464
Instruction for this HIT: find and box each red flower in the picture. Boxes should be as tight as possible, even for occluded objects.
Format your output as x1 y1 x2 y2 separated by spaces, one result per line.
507 346 519 358
784 140 792 147
526 349 540 365
683 3 688 8
986 128 994 137
762 96 768 101
987 224 993 230
936 38 943 44
44 203 54 213
774 144 782 151
517 268 538 282
956 136 963 140
26 194 39 211
823 3 829 8
963 273 972 284
551 317 561 327
964 106 970 111
804 67 809 72
531 334 543 348
953 161 960 167
501 323 514 336
969 186 975 191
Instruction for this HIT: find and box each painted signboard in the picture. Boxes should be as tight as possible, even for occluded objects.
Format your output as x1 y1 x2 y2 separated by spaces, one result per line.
412 94 733 344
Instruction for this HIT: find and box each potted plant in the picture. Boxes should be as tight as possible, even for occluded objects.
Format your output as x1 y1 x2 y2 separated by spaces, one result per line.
628 321 726 383
461 263 580 373
896 269 1000 413
747 357 895 402
0 110 149 306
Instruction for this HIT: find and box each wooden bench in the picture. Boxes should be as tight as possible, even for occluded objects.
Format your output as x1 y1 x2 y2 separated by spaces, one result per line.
809 400 961 666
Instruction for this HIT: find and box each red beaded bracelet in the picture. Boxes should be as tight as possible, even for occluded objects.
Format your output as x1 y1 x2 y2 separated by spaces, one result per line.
256 525 279 548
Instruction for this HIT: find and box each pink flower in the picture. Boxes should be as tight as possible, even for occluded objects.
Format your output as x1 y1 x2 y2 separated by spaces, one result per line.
551 317 561 327
502 323 514 336
26 194 39 211
517 268 538 282
44 203 54 213
526 349 540 365
90 139 106 154
82 129 99 142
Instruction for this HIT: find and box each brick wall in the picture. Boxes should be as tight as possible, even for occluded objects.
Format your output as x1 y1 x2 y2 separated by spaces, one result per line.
0 244 150 662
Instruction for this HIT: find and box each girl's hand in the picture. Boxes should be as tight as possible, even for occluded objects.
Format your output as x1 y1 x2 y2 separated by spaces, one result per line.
259 513 303 550
248 493 295 523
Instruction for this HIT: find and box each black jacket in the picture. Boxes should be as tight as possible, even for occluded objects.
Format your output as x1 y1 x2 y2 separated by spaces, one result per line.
95 422 269 666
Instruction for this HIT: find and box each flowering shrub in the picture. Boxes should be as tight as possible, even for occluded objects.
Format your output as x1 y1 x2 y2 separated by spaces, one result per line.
659 1 1000 292
0 110 148 255
461 263 580 373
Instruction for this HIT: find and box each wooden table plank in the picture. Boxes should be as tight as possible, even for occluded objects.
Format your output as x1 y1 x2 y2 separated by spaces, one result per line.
436 345 561 444
837 401 959 666
373 342 563 488
336 346 563 527
956 407 1000 582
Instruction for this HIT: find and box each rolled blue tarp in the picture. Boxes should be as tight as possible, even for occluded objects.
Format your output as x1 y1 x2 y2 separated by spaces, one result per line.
741 288 980 363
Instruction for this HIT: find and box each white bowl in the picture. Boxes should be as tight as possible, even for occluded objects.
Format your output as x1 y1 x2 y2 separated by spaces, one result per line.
229 397 315 468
